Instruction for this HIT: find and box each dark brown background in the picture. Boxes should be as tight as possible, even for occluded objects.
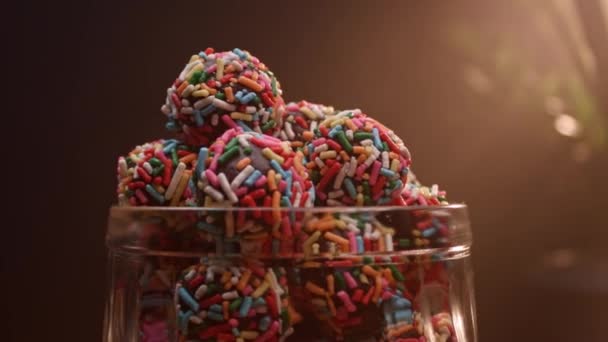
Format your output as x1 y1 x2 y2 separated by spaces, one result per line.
7 0 608 341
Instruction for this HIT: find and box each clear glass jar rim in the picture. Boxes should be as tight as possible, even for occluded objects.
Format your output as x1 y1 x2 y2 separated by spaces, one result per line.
110 203 467 214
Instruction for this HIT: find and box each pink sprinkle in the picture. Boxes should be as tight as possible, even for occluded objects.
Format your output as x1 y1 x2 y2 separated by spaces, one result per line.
281 216 292 237
351 118 364 127
205 65 217 73
278 180 287 193
229 318 238 327
348 232 357 254
312 138 327 146
316 191 327 201
204 169 220 188
221 114 238 129
356 164 368 177
343 197 355 205
235 186 248 197
293 222 302 235
254 175 267 188
219 127 241 142
242 285 253 296
370 161 381 185
418 195 428 206
343 270 357 289
337 291 356 312
381 291 393 300
286 103 299 111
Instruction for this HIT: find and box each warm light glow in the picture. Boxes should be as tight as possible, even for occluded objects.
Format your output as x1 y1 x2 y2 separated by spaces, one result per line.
554 114 581 137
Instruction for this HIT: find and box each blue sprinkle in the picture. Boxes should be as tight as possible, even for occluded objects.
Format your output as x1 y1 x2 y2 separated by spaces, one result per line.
252 112 260 122
193 110 204 127
281 196 291 208
372 128 383 150
391 297 412 309
253 297 266 307
209 304 223 313
344 178 357 199
393 309 413 323
162 141 177 154
235 90 244 102
377 197 391 205
165 120 178 132
356 236 364 253
380 168 397 179
145 184 165 204
422 227 438 238
270 159 288 179
328 125 343 138
240 92 257 104
233 48 247 59
244 170 262 187
240 296 253 317
259 316 272 331
232 327 240 337
198 51 207 58
195 148 208 180
178 310 193 334
392 180 403 191
237 121 253 132
285 171 293 198
200 104 216 117
178 287 199 312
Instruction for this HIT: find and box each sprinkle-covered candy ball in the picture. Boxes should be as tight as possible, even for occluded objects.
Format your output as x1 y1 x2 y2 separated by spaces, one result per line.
161 48 285 146
116 139 198 206
279 100 335 144
304 110 411 206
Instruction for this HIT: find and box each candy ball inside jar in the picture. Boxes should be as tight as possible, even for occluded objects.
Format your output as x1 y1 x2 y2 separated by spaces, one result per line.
195 129 314 254
304 110 411 206
161 48 285 146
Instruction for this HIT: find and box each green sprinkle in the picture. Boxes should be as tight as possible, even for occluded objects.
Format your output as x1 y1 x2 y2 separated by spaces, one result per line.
125 157 136 168
206 284 219 296
252 95 261 105
334 272 346 291
225 137 239 150
148 158 162 167
199 71 209 83
398 239 411 248
352 268 360 278
362 181 371 196
125 189 134 198
171 149 179 166
354 132 373 140
389 265 405 281
229 298 242 311
364 195 372 205
243 147 252 155
218 146 240 165
215 92 225 100
189 70 203 84
261 120 276 132
271 77 278 96
281 309 290 330
151 164 165 176
336 131 353 153
362 256 374 264
382 142 389 151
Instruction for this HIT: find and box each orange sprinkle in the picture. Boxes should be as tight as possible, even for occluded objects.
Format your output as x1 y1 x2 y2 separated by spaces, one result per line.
302 131 314 141
324 232 349 246
288 305 302 324
290 141 304 148
201 83 217 95
224 87 234 103
238 76 263 92
326 295 337 317
220 271 232 284
306 161 316 170
252 71 259 81
272 191 281 223
372 275 383 303
169 170 191 206
339 151 350 161
383 268 396 286
176 81 189 95
326 274 335 296
344 119 357 131
353 146 365 155
357 154 367 165
362 265 380 278
252 278 261 287
223 301 230 320
305 281 327 296
235 157 251 171
236 270 251 291
179 153 196 164
267 170 277 191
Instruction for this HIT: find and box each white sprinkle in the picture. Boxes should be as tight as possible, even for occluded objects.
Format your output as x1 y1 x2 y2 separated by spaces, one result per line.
182 84 195 98
314 143 329 153
181 99 190 107
348 157 357 177
212 98 236 112
238 136 250 148
211 114 219 126
118 194 128 206
189 315 203 324
142 162 153 174
184 269 196 282
279 130 288 141
333 162 349 190
431 184 439 197
310 120 318 132
204 185 224 202
218 173 238 203
262 110 270 123
165 162 186 200
314 157 325 169
385 234 394 252
160 104 171 115
194 284 208 299
222 290 239 300
346 129 354 141
328 190 345 199
284 122 295 140
245 106 257 114
382 151 390 168
327 199 344 206
118 157 128 178
180 106 193 114
360 139 373 147
194 96 214 109
231 165 255 190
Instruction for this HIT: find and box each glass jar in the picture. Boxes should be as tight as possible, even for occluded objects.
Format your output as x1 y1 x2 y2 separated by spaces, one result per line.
104 205 476 342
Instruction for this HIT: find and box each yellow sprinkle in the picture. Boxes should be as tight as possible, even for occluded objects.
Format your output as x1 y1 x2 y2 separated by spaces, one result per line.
330 118 346 128
189 54 199 63
240 331 259 340
262 147 284 164
216 58 225 80
252 280 270 298
299 107 317 120
390 158 401 172
319 151 337 160
184 63 204 81
356 193 364 206
192 89 210 97
230 112 253 121
170 171 191 206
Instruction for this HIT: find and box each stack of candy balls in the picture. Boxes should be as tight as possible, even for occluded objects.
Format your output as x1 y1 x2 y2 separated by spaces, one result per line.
115 48 457 342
